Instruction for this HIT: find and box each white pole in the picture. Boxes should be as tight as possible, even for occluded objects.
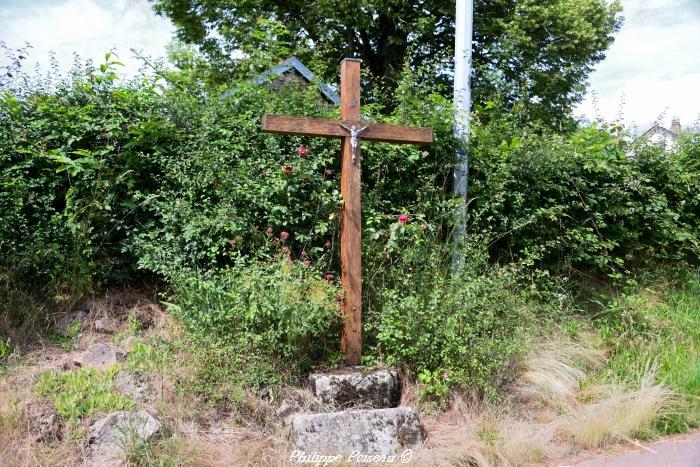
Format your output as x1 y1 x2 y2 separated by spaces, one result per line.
453 0 473 243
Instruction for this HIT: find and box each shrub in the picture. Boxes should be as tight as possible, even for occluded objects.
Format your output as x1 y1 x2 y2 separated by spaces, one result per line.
363 218 534 396
165 257 342 386
469 117 700 277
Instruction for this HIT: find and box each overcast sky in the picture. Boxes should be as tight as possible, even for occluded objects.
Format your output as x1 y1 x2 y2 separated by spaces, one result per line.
1 0 698 133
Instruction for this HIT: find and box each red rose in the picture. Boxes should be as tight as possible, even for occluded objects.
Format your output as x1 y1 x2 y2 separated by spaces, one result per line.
283 165 293 174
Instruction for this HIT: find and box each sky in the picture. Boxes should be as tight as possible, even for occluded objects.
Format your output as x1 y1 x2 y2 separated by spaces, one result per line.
1 0 698 133
574 0 700 132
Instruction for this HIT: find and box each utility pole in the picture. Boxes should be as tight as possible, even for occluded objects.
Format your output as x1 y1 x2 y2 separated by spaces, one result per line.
453 0 473 244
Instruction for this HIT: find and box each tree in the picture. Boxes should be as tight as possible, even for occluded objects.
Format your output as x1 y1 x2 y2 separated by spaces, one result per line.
150 0 622 129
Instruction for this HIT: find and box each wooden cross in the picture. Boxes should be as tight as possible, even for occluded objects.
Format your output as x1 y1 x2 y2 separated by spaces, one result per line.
261 58 433 365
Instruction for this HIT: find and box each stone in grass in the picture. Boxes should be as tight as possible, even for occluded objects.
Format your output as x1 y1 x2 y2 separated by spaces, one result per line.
87 410 162 466
24 399 63 443
75 342 125 370
309 367 400 409
114 370 149 403
291 407 424 457
56 308 89 337
94 317 118 334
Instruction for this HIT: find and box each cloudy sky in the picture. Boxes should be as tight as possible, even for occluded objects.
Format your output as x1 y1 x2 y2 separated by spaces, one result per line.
1 0 698 133
574 0 700 132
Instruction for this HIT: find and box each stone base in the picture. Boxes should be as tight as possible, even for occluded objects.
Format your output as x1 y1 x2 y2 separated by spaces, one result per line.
309 367 400 409
87 410 162 466
291 407 423 457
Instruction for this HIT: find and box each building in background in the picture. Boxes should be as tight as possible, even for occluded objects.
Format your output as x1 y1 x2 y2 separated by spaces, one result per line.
637 118 681 151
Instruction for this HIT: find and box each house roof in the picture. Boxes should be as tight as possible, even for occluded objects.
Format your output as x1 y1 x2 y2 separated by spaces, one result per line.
251 56 340 105
639 124 677 140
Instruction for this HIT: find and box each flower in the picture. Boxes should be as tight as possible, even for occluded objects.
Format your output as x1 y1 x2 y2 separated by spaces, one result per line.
398 214 409 224
301 249 307 257
283 165 293 174
266 227 273 234
281 246 290 254
302 259 311 266
279 231 289 241
297 145 309 157
323 272 334 282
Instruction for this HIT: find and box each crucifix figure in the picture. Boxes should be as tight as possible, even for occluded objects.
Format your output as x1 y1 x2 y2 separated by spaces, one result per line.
262 58 433 365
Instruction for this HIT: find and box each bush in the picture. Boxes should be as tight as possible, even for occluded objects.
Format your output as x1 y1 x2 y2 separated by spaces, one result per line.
0 55 174 295
469 116 700 277
165 257 342 384
362 217 534 396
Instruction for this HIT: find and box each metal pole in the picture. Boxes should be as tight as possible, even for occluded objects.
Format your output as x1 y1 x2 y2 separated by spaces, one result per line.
453 0 473 246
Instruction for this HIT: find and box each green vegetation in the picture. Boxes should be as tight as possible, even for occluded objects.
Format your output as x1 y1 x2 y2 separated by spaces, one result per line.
591 268 700 432
33 366 133 427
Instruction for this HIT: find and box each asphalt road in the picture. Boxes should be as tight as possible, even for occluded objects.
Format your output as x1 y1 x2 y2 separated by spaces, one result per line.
574 431 700 467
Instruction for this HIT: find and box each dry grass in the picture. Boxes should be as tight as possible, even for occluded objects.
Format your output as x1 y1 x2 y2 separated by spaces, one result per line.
559 374 675 448
515 336 606 410
413 336 674 466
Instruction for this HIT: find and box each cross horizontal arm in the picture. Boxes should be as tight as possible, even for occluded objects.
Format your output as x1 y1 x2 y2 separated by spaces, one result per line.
262 115 433 145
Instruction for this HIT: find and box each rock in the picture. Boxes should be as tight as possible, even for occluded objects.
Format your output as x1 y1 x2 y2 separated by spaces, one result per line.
277 397 302 424
57 359 82 372
24 399 62 443
277 390 324 425
291 407 424 457
76 343 124 370
114 371 148 403
87 410 162 466
56 308 89 337
309 367 401 409
94 318 118 334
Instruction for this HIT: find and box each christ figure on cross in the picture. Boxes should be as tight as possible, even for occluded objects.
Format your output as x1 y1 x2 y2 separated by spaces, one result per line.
262 58 433 365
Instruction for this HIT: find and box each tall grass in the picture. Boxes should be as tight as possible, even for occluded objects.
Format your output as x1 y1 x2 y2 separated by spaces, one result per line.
594 268 700 433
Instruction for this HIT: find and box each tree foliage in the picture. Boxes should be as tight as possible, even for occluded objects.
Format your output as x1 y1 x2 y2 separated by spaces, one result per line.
150 0 622 128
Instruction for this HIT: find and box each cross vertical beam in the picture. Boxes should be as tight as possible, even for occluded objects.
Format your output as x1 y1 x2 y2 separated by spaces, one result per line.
260 58 433 366
339 58 362 365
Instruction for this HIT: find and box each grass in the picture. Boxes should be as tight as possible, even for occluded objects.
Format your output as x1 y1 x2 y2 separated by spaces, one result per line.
559 374 675 448
592 267 700 433
33 366 133 428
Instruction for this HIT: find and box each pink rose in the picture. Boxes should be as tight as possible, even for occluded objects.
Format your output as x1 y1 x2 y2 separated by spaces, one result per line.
302 259 311 266
323 272 334 282
398 214 409 224
281 246 290 254
297 145 309 157
279 231 289 241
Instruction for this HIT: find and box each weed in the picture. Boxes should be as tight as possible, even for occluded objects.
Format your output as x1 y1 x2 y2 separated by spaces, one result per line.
33 366 133 427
